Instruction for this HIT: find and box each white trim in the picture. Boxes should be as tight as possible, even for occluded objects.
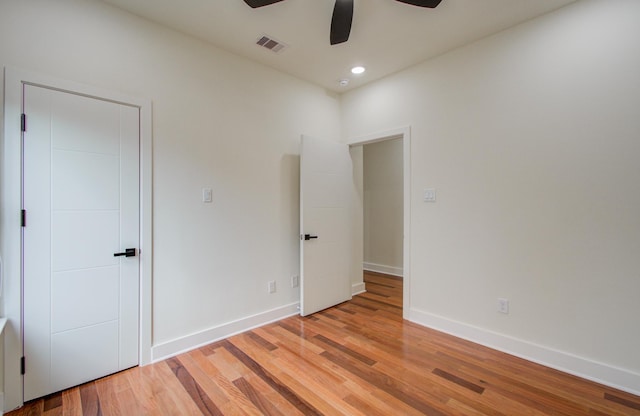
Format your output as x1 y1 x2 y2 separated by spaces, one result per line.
363 262 403 277
1 67 153 412
138 96 153 367
0 319 5 416
347 126 411 319
352 282 366 295
408 308 640 397
151 303 300 362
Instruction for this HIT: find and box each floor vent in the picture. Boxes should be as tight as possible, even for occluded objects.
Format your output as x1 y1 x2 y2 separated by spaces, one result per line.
256 35 287 53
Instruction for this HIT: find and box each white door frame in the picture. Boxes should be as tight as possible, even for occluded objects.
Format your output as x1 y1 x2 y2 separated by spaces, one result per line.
347 126 411 319
1 67 153 412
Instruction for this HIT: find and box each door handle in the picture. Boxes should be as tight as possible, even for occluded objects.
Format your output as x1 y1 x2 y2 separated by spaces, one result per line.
114 248 137 257
304 234 318 241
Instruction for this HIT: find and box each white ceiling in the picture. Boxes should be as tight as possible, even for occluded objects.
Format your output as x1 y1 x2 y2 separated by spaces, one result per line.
101 0 576 92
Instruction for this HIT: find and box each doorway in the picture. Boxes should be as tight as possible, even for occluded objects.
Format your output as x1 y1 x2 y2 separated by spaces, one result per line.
348 127 411 317
362 137 404 309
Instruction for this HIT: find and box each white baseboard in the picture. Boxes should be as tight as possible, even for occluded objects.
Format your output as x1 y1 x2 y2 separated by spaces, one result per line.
352 282 366 295
151 302 300 362
408 308 640 396
363 262 403 277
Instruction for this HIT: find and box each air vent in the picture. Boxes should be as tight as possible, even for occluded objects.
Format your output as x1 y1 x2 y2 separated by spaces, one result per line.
256 35 287 53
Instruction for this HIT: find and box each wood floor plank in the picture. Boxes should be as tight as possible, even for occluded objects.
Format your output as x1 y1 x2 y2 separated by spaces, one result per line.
10 400 43 416
320 349 452 416
43 393 62 413
111 383 145 416
313 334 377 366
257 330 346 388
149 360 204 415
232 377 285 416
93 377 121 416
189 346 264 416
605 392 640 411
245 331 278 352
166 357 224 416
61 388 83 416
179 351 233 410
8 272 640 416
268 365 370 416
220 339 323 416
78 384 102 416
121 368 163 415
207 336 306 416
433 368 486 394
341 379 427 416
230 331 371 416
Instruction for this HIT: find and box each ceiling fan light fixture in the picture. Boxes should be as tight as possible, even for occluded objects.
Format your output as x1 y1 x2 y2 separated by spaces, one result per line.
351 66 365 75
244 0 443 45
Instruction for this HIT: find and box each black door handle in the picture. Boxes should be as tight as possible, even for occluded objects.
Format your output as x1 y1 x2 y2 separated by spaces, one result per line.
304 234 318 241
114 248 136 257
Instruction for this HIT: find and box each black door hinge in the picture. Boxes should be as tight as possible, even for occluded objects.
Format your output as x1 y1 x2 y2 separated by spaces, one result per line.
21 209 26 227
21 356 26 375
21 113 27 132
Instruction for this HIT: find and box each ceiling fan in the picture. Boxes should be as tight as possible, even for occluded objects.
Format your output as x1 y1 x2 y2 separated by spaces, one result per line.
243 0 443 45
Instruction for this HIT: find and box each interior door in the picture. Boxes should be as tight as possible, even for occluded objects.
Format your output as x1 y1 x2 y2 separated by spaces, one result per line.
22 84 140 400
300 135 353 316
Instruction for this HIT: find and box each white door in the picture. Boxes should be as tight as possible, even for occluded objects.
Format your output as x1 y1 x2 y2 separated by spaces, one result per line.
22 84 140 400
300 136 353 316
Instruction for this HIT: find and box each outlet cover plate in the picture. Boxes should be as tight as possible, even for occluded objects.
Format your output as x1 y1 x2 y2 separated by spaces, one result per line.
423 188 436 202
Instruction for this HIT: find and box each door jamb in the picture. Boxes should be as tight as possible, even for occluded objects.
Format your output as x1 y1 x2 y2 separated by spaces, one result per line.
347 126 411 319
1 67 153 411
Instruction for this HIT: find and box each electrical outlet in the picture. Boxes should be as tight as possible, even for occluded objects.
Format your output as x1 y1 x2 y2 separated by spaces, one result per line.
498 298 509 314
268 280 276 294
423 188 437 202
291 275 299 288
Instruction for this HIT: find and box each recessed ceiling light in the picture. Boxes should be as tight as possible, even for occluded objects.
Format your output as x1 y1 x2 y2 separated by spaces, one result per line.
351 66 365 75
339 79 349 87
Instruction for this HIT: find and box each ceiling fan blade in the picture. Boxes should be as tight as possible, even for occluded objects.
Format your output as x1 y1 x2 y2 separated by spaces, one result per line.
395 0 443 8
243 0 285 8
330 0 354 45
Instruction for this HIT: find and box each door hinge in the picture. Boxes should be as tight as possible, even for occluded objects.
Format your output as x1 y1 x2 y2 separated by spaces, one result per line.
21 113 27 132
21 356 26 375
21 209 26 227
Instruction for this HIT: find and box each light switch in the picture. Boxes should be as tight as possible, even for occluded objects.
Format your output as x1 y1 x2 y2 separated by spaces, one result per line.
423 188 436 202
202 188 213 203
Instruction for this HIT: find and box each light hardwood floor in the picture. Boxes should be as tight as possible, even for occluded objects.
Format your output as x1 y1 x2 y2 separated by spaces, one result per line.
8 271 640 415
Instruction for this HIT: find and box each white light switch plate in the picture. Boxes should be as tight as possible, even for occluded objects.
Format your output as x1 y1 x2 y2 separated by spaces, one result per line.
202 188 213 203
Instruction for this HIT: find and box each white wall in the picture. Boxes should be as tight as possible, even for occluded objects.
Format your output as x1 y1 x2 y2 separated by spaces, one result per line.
363 139 403 274
342 0 640 394
0 0 340 409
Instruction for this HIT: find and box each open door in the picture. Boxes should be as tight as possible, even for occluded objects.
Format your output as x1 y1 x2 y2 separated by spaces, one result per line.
300 136 353 316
